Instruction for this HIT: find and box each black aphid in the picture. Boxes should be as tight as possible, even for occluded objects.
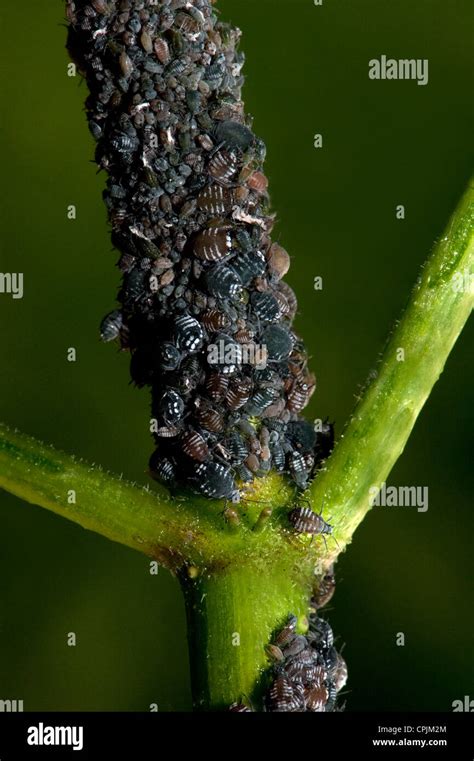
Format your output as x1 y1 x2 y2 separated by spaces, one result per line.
228 703 253 713
312 565 336 609
100 310 123 342
192 461 237 500
289 505 334 537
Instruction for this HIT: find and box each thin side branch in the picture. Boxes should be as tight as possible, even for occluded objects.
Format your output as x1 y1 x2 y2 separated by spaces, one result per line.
0 423 298 572
309 175 474 554
0 424 222 571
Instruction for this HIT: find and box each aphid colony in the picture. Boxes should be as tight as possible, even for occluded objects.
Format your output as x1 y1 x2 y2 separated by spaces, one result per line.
230 566 346 713
66 0 334 499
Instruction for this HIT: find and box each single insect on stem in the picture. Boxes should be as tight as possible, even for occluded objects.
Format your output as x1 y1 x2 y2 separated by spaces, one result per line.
228 702 252 713
265 643 285 662
311 565 336 609
289 504 334 537
274 614 298 648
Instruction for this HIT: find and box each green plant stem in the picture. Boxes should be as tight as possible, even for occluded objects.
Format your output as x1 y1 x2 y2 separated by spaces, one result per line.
0 424 220 571
0 177 472 708
309 175 474 551
181 561 311 711
0 423 301 571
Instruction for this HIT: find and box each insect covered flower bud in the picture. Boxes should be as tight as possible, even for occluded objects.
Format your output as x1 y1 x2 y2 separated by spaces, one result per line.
66 0 332 500
261 606 346 713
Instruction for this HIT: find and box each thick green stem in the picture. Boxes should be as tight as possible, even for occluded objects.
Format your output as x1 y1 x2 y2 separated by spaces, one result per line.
0 178 472 708
181 562 311 711
309 176 474 548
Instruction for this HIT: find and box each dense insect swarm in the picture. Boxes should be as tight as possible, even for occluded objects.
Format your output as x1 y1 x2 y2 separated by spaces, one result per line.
67 0 345 718
66 0 334 501
229 599 346 712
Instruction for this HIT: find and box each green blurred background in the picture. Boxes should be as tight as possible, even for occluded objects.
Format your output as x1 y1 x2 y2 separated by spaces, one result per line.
0 0 472 711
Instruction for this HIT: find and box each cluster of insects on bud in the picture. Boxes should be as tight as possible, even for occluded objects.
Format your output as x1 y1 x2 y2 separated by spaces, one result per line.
67 0 334 502
230 578 347 713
